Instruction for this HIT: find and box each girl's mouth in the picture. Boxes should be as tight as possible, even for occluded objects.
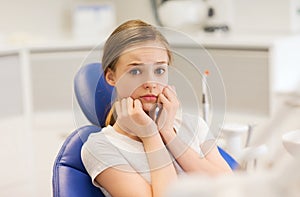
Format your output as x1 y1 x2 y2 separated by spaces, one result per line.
140 95 157 102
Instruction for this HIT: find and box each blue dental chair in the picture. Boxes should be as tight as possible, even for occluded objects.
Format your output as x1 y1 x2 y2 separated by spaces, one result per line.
52 62 238 197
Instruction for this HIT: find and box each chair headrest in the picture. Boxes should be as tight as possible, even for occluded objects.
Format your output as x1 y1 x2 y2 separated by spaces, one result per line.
74 63 114 127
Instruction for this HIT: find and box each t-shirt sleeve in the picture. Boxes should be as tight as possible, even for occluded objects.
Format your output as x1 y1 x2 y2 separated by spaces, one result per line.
175 113 215 158
81 133 129 188
196 116 218 156
196 116 215 144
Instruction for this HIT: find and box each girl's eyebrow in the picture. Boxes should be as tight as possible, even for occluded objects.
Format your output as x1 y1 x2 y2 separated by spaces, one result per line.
127 61 168 67
154 61 168 65
128 62 143 66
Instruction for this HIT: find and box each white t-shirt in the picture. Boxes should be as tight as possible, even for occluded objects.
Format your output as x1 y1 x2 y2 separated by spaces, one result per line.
81 113 214 196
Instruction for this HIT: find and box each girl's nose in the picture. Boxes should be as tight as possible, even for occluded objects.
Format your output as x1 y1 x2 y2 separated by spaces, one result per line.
143 81 157 89
142 71 157 89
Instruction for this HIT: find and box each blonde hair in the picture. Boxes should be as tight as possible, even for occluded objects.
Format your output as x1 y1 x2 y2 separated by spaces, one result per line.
102 19 172 126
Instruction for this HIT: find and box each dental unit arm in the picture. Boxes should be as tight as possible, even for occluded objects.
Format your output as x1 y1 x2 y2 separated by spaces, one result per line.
202 70 268 171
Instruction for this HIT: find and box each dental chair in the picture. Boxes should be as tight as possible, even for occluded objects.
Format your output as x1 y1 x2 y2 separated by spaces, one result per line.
52 62 239 197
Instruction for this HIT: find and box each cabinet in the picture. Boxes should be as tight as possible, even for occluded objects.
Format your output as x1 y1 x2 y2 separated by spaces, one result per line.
30 50 99 112
207 48 270 116
0 45 102 127
172 46 271 123
0 52 23 118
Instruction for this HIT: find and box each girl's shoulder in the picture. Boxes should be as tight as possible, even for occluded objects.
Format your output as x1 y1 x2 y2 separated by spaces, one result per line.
174 112 212 143
175 112 207 131
84 125 115 146
84 125 143 151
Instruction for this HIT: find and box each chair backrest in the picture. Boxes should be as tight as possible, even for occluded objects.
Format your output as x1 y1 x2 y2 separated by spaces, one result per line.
52 62 239 197
74 62 114 127
53 63 109 197
217 146 239 170
52 125 105 197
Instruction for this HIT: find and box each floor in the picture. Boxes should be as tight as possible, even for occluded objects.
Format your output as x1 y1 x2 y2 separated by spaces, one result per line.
0 111 75 197
0 94 299 196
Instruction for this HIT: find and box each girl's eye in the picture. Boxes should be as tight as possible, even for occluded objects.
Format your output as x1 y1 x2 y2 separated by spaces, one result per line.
154 67 166 75
129 68 141 75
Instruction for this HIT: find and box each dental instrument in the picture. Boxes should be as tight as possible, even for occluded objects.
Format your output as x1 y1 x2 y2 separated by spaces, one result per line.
149 103 163 123
202 70 209 122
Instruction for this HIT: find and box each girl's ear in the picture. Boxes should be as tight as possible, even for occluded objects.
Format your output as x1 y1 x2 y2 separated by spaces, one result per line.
105 68 116 86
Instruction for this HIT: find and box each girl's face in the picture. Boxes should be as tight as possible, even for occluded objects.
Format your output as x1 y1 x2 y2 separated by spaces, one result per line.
106 41 169 112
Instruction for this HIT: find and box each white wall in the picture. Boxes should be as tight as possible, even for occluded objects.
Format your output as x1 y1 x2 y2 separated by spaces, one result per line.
232 0 300 34
0 0 156 41
0 0 73 39
113 0 156 25
1 0 300 42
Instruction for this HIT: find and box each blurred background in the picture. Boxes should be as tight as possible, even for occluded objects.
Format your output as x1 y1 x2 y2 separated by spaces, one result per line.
1 0 300 196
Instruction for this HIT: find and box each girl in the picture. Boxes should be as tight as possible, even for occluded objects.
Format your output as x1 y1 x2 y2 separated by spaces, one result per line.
81 19 232 197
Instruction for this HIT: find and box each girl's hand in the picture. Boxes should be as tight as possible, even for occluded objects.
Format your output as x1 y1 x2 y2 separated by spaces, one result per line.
157 85 180 133
115 97 158 138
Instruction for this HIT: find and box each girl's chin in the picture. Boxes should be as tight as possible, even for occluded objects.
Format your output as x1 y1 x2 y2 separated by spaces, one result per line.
142 103 156 112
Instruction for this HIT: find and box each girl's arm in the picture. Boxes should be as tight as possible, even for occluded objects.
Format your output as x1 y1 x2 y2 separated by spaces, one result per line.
95 165 152 197
161 130 232 175
95 133 177 197
141 133 178 197
157 85 231 175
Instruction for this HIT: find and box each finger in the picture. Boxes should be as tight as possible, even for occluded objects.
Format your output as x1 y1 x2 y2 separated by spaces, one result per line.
162 86 176 101
158 93 169 105
127 97 134 113
133 99 143 111
114 100 121 116
121 98 127 116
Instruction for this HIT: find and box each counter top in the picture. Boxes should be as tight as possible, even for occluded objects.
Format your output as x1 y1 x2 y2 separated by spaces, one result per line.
0 32 299 55
166 31 299 49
